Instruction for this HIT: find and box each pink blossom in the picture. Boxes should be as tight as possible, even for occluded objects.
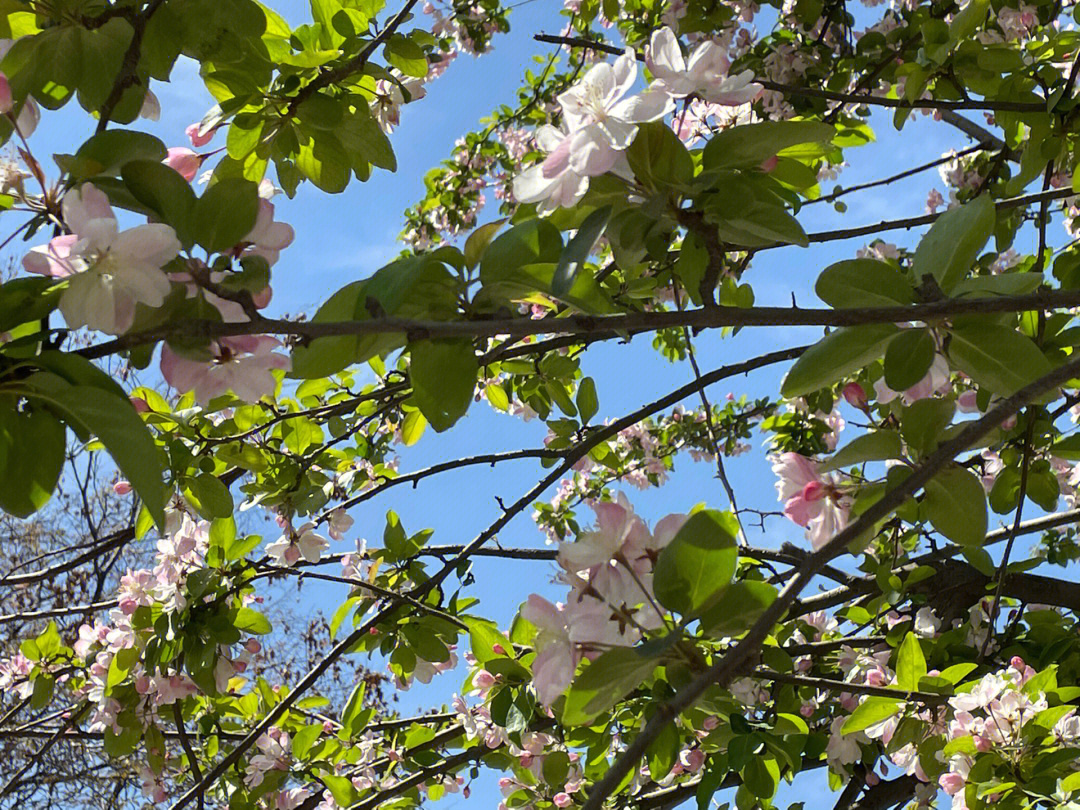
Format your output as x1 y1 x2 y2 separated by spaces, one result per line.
186 122 214 147
553 793 573 807
770 452 851 550
113 480 132 495
266 522 330 567
327 508 354 541
647 27 762 104
165 147 203 182
0 73 11 114
159 335 290 404
23 183 180 334
520 594 577 705
235 199 295 266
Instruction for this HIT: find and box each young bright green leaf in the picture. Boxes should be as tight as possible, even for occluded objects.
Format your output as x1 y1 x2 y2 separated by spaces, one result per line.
652 509 738 618
895 633 927 691
233 607 272 634
924 466 988 546
841 695 903 734
781 324 899 398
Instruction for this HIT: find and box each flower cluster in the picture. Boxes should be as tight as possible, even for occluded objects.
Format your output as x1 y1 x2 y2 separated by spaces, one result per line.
522 494 685 704
514 28 762 213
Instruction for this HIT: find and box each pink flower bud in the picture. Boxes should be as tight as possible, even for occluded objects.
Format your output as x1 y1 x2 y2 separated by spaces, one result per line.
759 155 779 173
186 122 214 147
129 396 149 413
165 147 202 182
474 670 496 689
841 382 868 409
553 793 573 808
463 787 471 799
491 643 506 655
113 480 132 496
245 639 262 654
0 73 12 115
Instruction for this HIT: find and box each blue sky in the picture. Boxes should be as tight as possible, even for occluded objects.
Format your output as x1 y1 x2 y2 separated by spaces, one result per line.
8 2 1052 806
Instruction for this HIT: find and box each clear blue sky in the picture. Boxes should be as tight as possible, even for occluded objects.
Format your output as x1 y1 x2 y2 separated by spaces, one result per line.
8 3 1040 805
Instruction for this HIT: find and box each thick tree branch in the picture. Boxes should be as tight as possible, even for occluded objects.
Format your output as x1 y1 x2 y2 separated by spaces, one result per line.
76 278 1080 359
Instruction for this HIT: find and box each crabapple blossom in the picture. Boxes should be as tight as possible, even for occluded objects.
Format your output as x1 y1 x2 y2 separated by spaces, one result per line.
646 27 763 104
186 121 215 147
520 594 577 705
266 522 330 566
159 335 291 404
23 182 181 334
165 147 203 181
770 452 851 549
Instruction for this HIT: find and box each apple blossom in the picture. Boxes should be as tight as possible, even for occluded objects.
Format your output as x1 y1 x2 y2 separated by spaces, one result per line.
770 452 851 549
165 146 203 181
266 522 330 566
186 121 215 147
646 27 763 104
519 594 577 705
23 182 180 334
159 335 291 404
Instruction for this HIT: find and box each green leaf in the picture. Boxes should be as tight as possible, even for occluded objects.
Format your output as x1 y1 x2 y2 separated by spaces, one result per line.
884 328 935 392
552 205 612 296
781 324 899 398
652 509 738 618
296 130 351 192
562 646 660 725
192 178 259 253
895 633 927 691
291 724 323 759
233 607 272 634
841 695 903 734
24 374 166 530
947 323 1053 396
464 219 506 271
70 129 168 178
409 338 478 432
626 122 693 188
703 121 836 170
815 259 915 309
742 756 778 800
911 195 994 293
698 580 778 637
480 219 563 281
576 377 598 424
0 396 65 518
121 160 198 247
340 682 367 737
900 398 955 458
320 773 360 807
383 33 427 77
820 431 904 472
647 723 680 781
924 466 988 546
188 473 234 519
466 617 513 664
